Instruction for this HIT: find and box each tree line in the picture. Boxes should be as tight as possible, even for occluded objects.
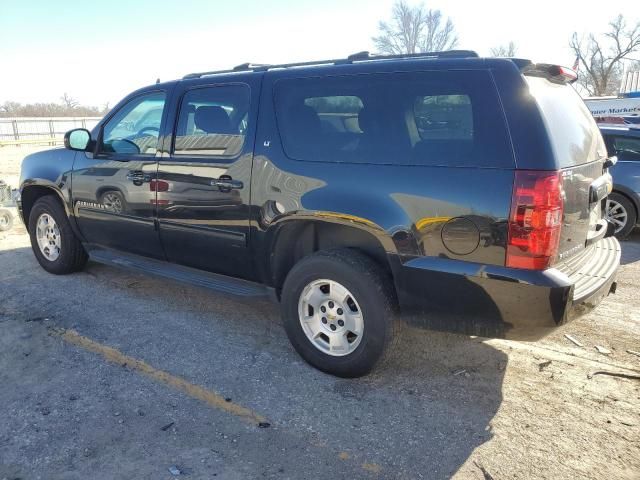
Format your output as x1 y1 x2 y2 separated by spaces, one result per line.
374 1 640 97
0 93 110 118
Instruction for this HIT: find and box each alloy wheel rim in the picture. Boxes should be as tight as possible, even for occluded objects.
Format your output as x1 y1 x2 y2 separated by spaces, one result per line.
298 279 364 356
0 213 9 227
35 213 61 261
605 199 628 233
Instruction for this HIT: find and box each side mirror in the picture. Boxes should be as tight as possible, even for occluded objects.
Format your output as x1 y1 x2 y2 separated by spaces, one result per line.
64 128 91 151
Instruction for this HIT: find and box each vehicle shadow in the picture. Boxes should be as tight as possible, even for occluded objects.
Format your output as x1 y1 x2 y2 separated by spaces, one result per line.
341 323 506 478
620 229 640 265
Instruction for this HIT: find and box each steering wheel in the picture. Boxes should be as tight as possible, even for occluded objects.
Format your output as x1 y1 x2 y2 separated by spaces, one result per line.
136 126 160 137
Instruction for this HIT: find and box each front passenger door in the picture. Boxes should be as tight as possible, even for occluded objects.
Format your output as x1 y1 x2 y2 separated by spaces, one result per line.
72 91 168 258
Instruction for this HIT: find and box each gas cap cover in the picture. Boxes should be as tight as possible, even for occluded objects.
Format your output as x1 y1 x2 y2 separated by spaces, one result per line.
441 217 480 255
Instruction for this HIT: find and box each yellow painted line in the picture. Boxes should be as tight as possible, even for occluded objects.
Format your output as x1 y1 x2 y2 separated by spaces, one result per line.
53 328 267 425
362 462 382 473
53 328 384 474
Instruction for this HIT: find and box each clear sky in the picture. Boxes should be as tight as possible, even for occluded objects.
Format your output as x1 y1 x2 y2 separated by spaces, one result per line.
1 0 638 106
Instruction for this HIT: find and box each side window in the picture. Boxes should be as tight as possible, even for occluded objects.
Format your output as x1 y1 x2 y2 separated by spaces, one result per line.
613 136 640 160
304 96 364 134
274 71 513 167
101 92 166 155
414 95 473 140
173 85 250 158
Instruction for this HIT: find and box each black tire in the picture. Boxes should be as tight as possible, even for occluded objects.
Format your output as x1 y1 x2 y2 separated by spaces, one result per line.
608 192 637 239
281 249 396 378
28 195 88 274
0 209 12 232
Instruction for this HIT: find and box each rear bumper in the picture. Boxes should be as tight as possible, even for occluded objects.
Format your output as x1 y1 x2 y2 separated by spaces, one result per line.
394 237 621 339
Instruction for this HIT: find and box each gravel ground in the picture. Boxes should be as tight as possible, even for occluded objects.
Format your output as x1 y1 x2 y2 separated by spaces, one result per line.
0 148 639 479
0 222 639 480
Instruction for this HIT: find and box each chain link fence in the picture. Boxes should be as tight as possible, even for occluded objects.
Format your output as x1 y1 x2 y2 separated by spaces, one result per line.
0 117 101 146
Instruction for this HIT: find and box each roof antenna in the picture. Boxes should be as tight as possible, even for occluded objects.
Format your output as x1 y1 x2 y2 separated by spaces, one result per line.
156 78 160 84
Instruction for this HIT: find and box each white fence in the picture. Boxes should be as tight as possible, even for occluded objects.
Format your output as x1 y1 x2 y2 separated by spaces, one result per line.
0 117 102 146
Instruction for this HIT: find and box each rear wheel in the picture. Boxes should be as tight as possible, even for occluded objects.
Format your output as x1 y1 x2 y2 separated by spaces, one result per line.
606 192 636 239
281 249 396 377
28 195 87 274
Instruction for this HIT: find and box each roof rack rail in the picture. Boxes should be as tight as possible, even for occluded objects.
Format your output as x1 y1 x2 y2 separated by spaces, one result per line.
182 50 479 79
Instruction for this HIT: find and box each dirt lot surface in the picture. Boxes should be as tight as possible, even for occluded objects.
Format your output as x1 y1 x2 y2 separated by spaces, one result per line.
1 149 639 479
0 225 639 480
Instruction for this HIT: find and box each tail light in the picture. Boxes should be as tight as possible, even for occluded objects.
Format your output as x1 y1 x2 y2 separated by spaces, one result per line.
522 63 578 84
506 170 564 270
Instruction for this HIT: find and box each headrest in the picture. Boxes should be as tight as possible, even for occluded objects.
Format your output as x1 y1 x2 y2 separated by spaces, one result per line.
194 106 233 134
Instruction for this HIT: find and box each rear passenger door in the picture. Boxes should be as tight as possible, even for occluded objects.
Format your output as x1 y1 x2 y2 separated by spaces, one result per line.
157 77 260 279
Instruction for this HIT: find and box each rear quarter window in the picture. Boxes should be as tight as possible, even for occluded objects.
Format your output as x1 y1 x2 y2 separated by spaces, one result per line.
525 77 607 168
273 70 514 168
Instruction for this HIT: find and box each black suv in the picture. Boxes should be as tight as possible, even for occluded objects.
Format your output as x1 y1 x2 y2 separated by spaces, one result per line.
19 51 620 377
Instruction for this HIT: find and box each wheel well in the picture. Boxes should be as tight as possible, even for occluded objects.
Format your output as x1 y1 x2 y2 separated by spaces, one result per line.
21 186 64 232
270 221 394 296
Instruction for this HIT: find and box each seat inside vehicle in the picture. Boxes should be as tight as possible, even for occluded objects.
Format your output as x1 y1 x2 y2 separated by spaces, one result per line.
174 105 244 156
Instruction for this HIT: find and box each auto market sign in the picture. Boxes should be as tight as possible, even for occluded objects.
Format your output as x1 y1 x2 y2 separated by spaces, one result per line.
585 97 640 117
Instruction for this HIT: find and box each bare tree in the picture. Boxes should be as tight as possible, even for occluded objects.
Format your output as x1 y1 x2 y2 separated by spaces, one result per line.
60 92 79 109
0 101 21 116
570 15 640 96
490 41 517 57
372 1 458 55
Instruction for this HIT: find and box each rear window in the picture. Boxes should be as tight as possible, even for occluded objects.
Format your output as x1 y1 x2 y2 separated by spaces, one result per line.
274 71 513 168
525 77 607 168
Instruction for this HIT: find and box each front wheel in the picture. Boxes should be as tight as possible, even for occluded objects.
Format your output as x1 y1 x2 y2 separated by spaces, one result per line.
28 195 88 274
281 249 396 378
